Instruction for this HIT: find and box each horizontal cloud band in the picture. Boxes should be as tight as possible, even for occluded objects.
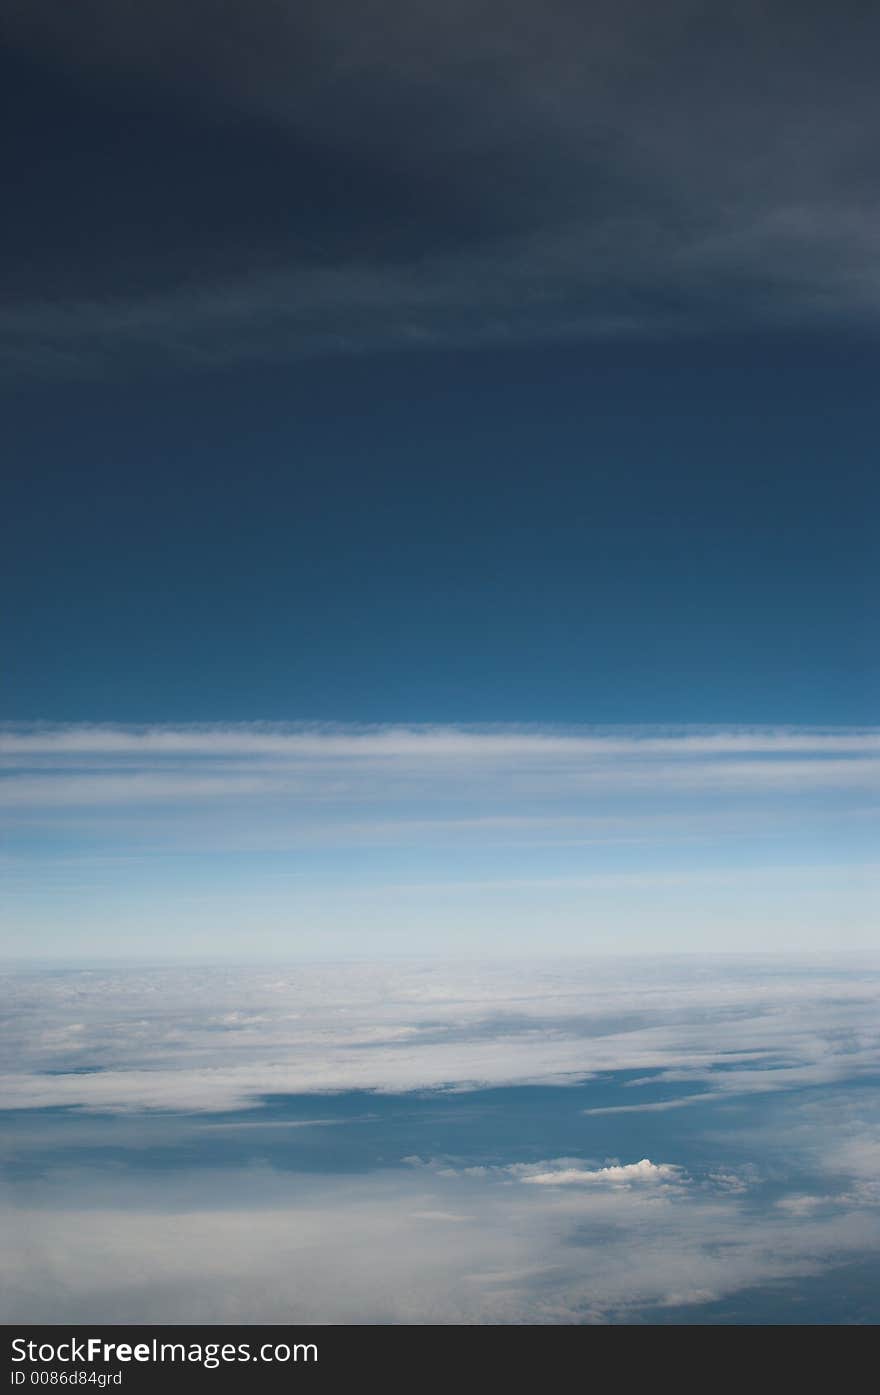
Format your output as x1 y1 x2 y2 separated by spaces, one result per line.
3 723 879 757
1 725 878 810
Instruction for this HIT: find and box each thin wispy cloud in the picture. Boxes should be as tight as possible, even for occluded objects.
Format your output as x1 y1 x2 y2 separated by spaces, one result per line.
2 724 879 799
3 723 880 758
2 724 875 956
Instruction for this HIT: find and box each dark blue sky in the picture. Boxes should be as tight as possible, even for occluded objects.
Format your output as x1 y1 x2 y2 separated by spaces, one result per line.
2 2 877 725
4 335 876 724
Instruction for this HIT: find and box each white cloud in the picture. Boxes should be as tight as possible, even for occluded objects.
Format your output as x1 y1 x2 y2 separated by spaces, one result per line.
775 1195 827 1216
521 1159 683 1186
3 959 879 1114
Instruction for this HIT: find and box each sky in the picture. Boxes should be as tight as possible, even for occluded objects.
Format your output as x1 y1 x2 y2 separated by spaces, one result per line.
1 2 878 959
2 4 880 1331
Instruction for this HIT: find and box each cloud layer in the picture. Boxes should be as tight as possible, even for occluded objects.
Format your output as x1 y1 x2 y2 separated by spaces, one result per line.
3 959 880 1323
3 957 879 1112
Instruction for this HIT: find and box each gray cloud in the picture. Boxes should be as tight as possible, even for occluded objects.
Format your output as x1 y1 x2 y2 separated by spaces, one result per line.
3 2 880 375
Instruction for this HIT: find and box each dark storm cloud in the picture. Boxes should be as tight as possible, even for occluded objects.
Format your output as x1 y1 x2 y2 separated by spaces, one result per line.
3 1 880 374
